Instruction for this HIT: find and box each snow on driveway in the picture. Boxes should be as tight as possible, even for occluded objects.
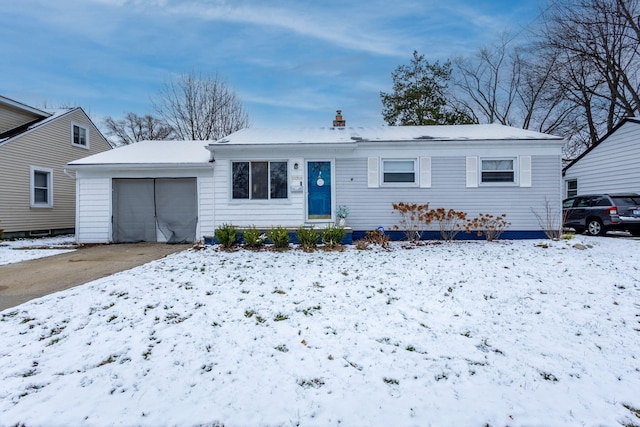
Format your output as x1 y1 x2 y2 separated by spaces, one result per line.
0 236 639 426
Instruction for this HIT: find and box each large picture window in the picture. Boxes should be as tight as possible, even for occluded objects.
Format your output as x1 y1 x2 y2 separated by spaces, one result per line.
30 166 53 208
232 161 288 200
481 159 515 183
382 159 416 184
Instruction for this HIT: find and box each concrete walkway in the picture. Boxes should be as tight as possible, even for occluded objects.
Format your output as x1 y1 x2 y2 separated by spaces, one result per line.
0 242 191 311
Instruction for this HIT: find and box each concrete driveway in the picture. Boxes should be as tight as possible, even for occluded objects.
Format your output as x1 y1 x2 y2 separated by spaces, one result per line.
0 243 191 311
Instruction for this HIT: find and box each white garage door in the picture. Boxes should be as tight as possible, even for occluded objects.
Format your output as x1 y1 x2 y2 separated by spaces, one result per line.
112 178 197 243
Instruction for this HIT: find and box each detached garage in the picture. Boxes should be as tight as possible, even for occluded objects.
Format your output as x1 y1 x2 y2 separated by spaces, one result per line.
67 141 215 244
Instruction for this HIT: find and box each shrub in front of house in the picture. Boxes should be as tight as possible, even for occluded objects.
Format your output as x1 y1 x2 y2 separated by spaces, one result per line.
297 227 319 250
432 208 468 242
392 202 432 242
243 226 266 248
322 225 345 249
355 228 391 250
215 223 237 249
268 226 289 249
366 229 390 248
465 213 510 241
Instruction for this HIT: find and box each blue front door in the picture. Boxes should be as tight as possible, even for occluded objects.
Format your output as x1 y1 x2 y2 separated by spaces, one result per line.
307 161 332 220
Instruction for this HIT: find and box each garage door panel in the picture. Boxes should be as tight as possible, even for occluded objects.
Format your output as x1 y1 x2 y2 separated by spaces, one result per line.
112 179 157 243
155 178 197 243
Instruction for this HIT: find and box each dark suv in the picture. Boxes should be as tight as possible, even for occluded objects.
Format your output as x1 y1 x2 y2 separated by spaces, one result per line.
563 193 640 236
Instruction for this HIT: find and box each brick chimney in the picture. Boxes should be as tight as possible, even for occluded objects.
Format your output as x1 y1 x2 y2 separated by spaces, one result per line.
333 110 346 127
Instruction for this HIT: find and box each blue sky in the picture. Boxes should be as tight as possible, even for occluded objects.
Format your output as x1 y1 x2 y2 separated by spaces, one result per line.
1 0 546 130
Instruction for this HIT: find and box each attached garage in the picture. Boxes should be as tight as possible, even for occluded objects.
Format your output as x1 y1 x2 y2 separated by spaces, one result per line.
112 178 197 243
67 141 215 244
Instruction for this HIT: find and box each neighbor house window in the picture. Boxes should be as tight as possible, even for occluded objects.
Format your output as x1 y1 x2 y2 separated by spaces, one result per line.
566 179 578 197
382 159 416 184
232 161 288 199
30 166 53 208
481 159 515 183
72 123 89 148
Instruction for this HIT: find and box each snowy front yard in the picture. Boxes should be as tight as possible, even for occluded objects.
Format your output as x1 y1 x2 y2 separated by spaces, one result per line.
1 236 639 426
0 235 76 266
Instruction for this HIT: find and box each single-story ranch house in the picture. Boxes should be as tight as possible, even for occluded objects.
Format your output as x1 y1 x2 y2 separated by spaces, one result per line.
67 121 564 244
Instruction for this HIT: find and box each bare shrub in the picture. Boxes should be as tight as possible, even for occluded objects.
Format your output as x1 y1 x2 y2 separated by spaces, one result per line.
531 199 565 240
431 208 468 241
392 202 432 242
354 229 390 250
466 213 510 241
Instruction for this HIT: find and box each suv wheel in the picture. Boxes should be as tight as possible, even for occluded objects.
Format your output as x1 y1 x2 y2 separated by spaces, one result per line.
586 218 605 236
631 230 640 237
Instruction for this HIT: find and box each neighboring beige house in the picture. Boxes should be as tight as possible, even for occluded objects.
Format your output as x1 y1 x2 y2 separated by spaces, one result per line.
0 95 112 238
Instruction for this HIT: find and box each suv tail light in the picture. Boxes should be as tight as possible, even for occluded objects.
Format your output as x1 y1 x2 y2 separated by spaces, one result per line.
608 207 618 215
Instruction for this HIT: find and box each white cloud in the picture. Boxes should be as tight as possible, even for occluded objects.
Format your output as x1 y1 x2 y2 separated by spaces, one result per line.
153 1 415 56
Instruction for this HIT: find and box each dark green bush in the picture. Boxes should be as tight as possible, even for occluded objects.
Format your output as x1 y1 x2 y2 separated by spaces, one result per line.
243 226 265 248
322 225 345 248
297 227 319 250
268 226 289 249
215 223 237 249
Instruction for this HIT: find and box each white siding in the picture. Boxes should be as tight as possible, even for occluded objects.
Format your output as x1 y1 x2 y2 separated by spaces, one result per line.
198 176 216 237
212 159 305 228
466 156 478 188
74 168 215 243
564 121 640 195
519 156 532 187
76 178 111 243
367 157 379 188
419 156 431 188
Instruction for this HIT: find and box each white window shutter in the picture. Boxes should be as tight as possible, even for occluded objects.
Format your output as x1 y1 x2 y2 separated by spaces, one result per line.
519 156 532 187
368 157 379 188
419 157 431 188
466 156 478 188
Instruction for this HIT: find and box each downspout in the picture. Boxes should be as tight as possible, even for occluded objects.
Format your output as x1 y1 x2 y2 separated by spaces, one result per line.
63 168 76 180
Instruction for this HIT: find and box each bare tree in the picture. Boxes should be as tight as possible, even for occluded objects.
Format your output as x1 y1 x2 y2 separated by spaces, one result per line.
103 113 174 146
537 0 640 148
453 33 521 126
153 72 250 140
453 0 640 162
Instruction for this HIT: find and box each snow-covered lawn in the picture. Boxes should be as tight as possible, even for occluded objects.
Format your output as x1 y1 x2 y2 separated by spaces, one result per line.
0 235 77 266
1 236 639 426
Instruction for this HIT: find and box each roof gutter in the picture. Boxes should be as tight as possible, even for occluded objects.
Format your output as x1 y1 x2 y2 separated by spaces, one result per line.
206 142 358 152
66 162 214 171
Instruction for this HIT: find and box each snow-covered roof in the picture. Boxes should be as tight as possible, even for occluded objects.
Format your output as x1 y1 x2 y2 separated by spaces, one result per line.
211 124 562 146
68 140 211 167
68 124 563 168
